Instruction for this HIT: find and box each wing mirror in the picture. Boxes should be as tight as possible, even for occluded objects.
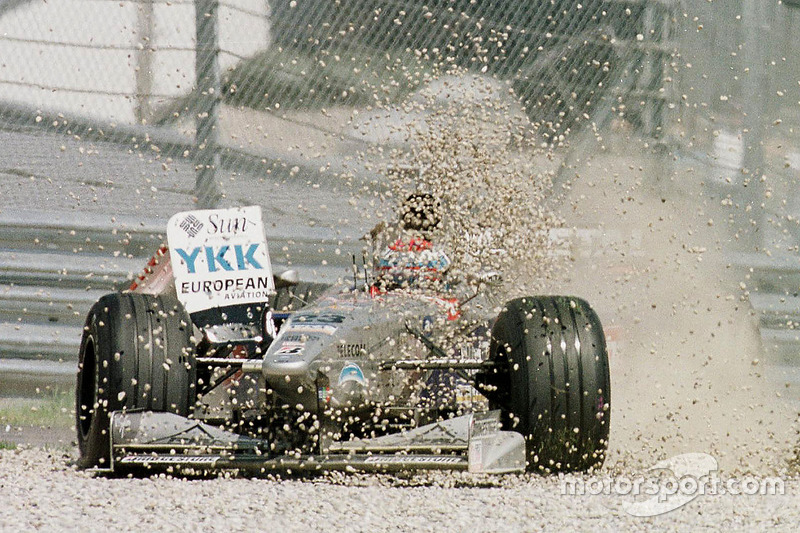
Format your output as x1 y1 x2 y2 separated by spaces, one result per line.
467 271 503 287
274 269 299 288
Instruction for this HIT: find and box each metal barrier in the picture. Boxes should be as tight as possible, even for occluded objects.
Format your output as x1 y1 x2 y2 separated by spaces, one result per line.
0 209 355 393
727 252 800 362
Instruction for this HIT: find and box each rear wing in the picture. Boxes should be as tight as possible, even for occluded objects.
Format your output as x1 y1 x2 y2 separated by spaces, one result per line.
165 206 275 314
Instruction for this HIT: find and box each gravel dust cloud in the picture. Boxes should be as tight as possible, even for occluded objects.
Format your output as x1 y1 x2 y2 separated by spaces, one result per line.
367 73 796 475
544 135 795 475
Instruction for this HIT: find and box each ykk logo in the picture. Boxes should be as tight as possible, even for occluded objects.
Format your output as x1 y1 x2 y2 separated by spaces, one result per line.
175 244 263 273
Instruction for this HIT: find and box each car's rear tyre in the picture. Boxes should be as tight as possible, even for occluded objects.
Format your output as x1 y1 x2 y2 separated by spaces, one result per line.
76 292 196 469
487 296 610 473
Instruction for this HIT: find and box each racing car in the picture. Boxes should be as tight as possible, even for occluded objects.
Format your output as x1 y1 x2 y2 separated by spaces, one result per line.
75 204 610 475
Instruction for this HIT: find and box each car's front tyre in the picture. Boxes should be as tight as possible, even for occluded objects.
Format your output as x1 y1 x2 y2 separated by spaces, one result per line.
76 292 196 468
485 295 610 473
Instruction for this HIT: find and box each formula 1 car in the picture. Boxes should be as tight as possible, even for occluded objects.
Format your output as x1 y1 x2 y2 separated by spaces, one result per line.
76 205 610 475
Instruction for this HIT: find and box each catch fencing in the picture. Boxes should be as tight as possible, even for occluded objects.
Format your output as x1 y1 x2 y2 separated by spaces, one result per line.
0 0 680 205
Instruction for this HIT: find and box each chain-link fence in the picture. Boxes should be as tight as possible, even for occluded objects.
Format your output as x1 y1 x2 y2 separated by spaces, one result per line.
0 0 681 207
1 2 797 205
684 1 800 256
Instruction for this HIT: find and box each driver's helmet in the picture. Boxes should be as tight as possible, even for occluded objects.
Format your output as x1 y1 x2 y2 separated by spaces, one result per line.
400 193 441 236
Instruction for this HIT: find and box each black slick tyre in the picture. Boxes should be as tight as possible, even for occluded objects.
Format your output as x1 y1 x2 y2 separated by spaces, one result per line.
76 292 196 469
488 296 610 473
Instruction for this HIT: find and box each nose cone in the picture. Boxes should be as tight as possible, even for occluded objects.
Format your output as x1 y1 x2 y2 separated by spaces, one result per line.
262 356 309 377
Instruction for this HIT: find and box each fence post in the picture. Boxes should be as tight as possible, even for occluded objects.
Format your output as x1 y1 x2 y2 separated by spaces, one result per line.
135 0 154 125
742 0 770 251
195 0 222 208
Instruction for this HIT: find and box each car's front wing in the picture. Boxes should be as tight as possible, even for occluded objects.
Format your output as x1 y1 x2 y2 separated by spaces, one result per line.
104 409 525 475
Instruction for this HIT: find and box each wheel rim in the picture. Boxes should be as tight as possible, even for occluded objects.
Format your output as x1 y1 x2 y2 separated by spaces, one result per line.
78 337 97 438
